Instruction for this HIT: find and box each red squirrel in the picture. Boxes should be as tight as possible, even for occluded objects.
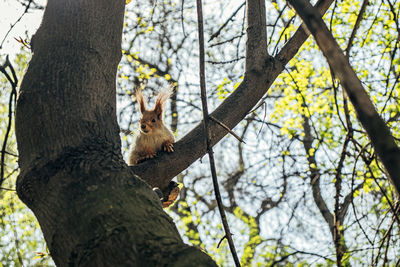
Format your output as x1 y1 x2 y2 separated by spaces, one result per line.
128 88 179 207
128 88 175 165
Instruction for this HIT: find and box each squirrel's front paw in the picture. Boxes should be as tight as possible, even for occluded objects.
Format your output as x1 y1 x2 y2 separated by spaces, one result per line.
163 141 174 153
136 150 156 163
144 152 157 159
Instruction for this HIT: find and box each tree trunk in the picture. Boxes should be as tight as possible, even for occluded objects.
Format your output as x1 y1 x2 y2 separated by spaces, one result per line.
15 0 216 266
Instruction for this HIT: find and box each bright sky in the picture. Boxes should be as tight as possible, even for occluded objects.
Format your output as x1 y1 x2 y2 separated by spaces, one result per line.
0 1 44 55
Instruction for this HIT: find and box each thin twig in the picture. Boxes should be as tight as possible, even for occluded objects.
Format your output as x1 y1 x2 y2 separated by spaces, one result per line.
350 149 373 246
9 200 24 267
209 115 245 143
217 235 227 248
255 102 267 138
0 56 18 188
196 1 241 266
150 0 158 22
333 134 350 266
180 0 186 37
0 0 33 49
271 250 333 266
0 187 16 191
209 34 245 48
208 2 246 43
206 56 245 65
345 0 369 57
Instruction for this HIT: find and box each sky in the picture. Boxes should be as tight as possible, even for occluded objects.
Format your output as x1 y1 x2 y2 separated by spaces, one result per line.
0 1 44 56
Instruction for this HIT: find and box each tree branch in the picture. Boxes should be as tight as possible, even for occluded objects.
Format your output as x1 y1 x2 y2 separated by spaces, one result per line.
345 0 369 56
131 0 336 190
208 1 246 43
0 56 18 188
196 0 240 265
302 116 334 232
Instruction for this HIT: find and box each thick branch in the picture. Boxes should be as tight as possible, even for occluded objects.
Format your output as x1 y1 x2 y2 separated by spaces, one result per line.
288 0 400 196
131 0 335 190
245 0 268 73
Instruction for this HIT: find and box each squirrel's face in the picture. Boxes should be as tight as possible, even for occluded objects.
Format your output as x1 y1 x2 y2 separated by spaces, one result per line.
139 110 163 134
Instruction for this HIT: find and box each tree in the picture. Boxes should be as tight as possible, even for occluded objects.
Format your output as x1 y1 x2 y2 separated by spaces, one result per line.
15 0 215 266
3 0 400 266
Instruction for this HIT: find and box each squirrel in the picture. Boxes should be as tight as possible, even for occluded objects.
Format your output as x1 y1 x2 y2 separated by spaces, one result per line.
128 87 179 208
128 88 175 166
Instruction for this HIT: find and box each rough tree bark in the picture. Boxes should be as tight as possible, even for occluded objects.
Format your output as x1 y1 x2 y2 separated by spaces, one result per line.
15 0 335 266
15 1 215 266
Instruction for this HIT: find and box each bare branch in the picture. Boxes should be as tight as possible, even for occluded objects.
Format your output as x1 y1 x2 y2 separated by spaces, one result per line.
345 0 369 56
196 0 240 265
0 57 18 188
208 2 246 42
209 115 245 143
303 116 334 232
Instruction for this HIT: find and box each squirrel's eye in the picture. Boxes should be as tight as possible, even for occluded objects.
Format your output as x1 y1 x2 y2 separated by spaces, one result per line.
152 118 156 123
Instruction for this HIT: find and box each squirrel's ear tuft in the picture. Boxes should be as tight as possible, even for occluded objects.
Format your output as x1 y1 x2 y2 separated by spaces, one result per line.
154 87 173 118
135 89 146 113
